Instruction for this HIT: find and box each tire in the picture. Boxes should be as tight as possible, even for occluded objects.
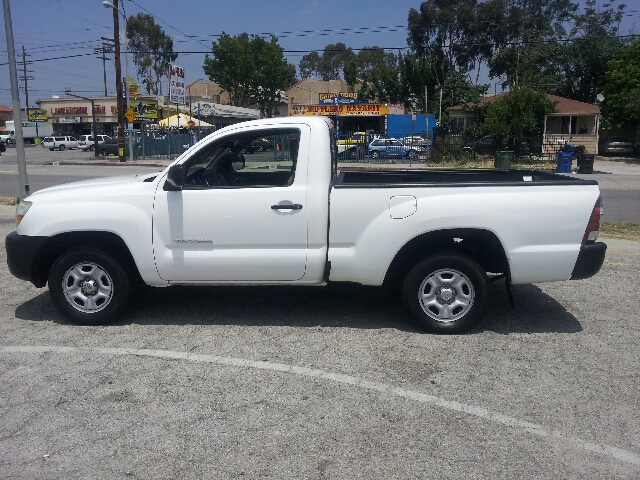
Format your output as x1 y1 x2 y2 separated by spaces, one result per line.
402 254 488 334
349 148 358 159
89 145 94 151
49 148 55 151
7 139 12 145
408 149 418 159
371 150 380 159
101 148 109 157
461 148 472 157
59 144 65 151
48 248 131 325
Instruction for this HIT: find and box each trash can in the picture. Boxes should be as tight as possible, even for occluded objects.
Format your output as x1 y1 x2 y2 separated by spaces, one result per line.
577 153 595 174
494 151 514 168
556 151 574 173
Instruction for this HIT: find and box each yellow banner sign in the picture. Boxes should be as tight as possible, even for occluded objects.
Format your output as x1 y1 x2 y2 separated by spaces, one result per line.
130 100 158 119
28 109 48 121
290 103 389 116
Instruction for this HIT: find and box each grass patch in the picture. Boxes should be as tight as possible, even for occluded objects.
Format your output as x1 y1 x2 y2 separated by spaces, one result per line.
600 221 640 242
0 196 19 206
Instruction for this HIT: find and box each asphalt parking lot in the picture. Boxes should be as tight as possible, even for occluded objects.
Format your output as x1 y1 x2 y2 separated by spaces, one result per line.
0 203 638 478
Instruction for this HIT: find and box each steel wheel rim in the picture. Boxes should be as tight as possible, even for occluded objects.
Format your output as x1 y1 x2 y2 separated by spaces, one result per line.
418 268 475 323
62 262 114 314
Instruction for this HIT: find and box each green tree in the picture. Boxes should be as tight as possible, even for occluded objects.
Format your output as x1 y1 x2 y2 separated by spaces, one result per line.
484 0 576 89
298 43 356 80
299 51 321 79
476 88 556 138
343 58 358 92
556 0 626 103
126 13 177 95
203 32 291 117
356 47 396 78
602 37 640 128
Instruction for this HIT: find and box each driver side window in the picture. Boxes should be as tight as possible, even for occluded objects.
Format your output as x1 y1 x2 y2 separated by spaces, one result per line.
183 128 301 189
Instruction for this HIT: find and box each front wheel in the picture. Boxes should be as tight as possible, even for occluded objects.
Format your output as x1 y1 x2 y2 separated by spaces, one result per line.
48 248 130 325
402 254 488 334
101 148 109 157
408 149 418 159
7 139 12 145
371 150 380 159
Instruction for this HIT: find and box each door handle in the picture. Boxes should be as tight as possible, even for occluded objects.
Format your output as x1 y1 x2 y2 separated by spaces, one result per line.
271 204 303 210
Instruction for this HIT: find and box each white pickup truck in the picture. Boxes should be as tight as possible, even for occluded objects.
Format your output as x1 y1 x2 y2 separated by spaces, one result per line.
5 116 607 333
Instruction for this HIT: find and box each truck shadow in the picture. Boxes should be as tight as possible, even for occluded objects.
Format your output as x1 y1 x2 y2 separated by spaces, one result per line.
16 282 581 334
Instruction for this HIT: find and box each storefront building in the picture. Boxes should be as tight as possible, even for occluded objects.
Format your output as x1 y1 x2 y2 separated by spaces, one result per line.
37 96 161 137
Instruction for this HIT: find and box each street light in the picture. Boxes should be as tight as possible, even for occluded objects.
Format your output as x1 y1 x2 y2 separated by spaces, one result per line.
103 1 133 162
65 88 99 157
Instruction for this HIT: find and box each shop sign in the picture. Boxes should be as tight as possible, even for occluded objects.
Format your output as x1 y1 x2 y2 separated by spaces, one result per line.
319 92 358 104
291 103 389 116
28 109 48 121
52 106 88 115
130 100 158 119
58 117 81 123
169 64 185 104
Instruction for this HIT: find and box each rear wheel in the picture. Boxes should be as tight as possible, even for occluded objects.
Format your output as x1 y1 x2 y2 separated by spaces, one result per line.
101 148 109 157
48 248 130 325
402 254 488 333
408 149 418 159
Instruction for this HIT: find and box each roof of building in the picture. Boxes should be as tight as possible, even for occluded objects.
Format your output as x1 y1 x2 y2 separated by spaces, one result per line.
0 105 12 113
449 92 600 115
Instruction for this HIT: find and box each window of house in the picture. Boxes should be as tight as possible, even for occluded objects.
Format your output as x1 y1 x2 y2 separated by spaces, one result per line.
561 116 578 135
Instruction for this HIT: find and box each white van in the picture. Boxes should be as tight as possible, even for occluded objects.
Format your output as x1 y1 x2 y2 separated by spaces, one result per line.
42 136 79 151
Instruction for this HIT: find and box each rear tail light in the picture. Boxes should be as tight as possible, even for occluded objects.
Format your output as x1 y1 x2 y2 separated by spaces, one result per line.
583 196 603 243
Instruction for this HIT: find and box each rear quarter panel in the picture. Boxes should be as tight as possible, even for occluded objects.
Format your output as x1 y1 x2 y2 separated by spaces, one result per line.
328 184 601 285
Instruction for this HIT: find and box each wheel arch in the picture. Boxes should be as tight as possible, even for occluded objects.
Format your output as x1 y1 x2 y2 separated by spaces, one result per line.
383 228 509 289
32 231 143 288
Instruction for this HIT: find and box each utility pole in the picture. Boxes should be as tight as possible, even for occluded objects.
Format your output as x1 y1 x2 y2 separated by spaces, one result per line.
3 0 29 198
19 45 38 140
95 40 113 97
110 0 125 161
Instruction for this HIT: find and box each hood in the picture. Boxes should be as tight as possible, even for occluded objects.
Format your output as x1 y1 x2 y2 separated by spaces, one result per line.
27 172 161 199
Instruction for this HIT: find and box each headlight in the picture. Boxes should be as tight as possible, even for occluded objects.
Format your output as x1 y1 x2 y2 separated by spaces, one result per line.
16 200 32 226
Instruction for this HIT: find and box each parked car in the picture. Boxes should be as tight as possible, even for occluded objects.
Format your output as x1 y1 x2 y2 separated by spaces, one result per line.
42 136 79 151
337 131 367 146
402 134 431 148
368 138 427 159
243 137 274 153
461 135 529 156
78 134 112 151
600 136 635 156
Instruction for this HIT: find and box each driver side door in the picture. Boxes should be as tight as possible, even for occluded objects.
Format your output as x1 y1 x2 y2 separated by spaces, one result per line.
152 127 309 283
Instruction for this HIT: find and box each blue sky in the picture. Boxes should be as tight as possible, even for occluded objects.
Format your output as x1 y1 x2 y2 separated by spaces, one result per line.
1 0 638 108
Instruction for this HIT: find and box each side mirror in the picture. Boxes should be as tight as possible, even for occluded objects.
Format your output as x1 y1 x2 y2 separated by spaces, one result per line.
232 155 245 171
163 164 185 191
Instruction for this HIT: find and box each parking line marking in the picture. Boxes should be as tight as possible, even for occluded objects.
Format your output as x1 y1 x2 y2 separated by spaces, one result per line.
2 344 639 467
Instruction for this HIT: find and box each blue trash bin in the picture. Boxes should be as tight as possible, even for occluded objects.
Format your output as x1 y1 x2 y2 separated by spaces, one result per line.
556 151 573 173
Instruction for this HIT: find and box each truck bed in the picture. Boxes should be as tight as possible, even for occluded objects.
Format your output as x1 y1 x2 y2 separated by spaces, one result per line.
334 168 598 188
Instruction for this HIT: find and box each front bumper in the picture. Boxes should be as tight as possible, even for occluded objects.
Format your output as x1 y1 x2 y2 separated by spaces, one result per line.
571 242 607 280
5 232 49 287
